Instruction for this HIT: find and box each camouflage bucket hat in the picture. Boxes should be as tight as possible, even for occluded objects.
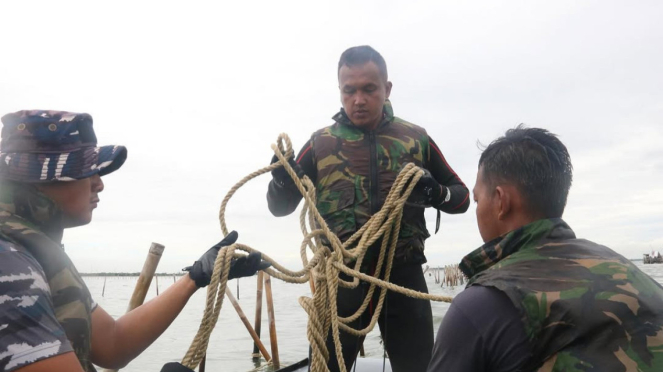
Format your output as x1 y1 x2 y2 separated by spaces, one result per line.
0 110 127 183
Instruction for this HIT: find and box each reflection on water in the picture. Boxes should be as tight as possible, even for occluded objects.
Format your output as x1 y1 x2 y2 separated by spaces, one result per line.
84 261 662 371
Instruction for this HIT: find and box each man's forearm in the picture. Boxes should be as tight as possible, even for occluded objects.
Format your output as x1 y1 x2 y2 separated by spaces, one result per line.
427 136 470 213
435 184 470 213
92 275 198 368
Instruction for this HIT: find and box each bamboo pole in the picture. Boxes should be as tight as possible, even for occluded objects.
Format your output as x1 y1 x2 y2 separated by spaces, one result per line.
103 242 164 372
252 271 264 359
155 275 159 296
126 243 165 311
224 287 272 361
264 273 280 369
104 243 165 372
102 276 107 297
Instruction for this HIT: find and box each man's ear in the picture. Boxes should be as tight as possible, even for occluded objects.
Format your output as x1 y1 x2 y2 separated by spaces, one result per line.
495 185 512 221
385 81 393 98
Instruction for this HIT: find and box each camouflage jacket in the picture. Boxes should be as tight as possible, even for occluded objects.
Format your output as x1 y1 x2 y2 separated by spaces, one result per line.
460 218 663 371
311 101 432 265
0 182 96 371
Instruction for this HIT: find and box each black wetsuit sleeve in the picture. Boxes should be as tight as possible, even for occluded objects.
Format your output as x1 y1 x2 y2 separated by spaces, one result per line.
427 286 531 372
427 136 470 213
266 140 317 217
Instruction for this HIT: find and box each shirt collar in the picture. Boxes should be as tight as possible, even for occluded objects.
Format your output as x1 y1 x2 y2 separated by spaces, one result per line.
0 181 64 243
459 218 575 279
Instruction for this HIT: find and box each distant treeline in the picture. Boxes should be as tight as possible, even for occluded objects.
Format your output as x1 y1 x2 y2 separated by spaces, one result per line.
80 272 186 277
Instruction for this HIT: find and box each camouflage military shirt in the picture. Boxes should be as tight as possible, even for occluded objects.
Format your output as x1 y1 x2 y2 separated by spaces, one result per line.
460 218 663 371
0 182 97 371
267 101 469 267
312 101 461 265
0 243 76 371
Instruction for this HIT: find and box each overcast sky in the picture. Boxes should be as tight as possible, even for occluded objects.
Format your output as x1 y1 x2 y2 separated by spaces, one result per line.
1 0 661 273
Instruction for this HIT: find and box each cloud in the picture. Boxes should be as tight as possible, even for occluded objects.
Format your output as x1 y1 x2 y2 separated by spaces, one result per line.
1 0 662 271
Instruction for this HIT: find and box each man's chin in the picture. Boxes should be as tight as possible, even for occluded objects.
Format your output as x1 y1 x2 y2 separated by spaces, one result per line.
63 214 94 229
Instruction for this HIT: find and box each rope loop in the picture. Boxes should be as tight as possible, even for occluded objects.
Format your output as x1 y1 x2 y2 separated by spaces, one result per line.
182 133 454 371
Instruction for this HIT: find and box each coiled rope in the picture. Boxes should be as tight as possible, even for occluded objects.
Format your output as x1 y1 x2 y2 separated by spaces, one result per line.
181 133 453 372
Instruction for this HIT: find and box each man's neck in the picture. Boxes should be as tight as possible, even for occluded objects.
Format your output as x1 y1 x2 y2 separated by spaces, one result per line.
498 213 543 238
361 119 381 131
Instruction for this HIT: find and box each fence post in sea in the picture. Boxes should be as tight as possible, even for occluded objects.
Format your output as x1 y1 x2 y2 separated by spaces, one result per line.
102 276 107 297
126 243 164 311
264 273 280 369
103 242 164 372
225 287 272 361
252 271 264 360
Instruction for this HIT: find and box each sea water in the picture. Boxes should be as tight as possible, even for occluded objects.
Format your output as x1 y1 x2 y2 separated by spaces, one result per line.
84 261 662 371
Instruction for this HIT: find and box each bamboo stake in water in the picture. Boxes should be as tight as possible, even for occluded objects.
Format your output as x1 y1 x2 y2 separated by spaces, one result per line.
252 271 264 359
264 273 280 369
104 242 164 372
126 243 165 311
102 276 107 297
225 287 272 361
155 275 159 296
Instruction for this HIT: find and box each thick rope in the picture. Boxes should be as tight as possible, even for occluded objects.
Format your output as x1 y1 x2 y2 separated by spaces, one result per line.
181 133 454 371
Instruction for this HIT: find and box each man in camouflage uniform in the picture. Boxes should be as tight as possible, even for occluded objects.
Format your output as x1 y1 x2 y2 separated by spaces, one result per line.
267 45 470 372
428 126 663 371
0 110 267 372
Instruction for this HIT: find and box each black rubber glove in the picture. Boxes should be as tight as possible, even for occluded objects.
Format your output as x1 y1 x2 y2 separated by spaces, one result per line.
184 231 271 288
271 154 305 186
161 362 195 372
406 167 448 208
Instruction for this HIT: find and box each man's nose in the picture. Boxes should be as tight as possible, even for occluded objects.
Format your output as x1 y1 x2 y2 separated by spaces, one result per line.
91 174 104 193
354 92 367 106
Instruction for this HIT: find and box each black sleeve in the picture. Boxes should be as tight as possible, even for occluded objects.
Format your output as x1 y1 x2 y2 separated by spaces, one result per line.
266 140 317 217
427 136 470 214
427 286 531 372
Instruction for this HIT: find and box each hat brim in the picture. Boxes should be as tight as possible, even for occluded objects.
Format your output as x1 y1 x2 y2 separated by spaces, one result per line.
0 145 127 183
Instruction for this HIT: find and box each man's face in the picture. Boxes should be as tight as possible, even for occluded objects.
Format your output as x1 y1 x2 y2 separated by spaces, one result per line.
37 174 104 228
474 166 501 243
338 61 392 130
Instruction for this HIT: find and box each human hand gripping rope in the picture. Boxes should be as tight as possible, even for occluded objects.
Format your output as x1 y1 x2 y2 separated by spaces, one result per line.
180 133 454 372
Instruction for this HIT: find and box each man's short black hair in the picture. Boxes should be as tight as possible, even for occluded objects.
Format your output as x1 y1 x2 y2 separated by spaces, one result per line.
479 125 573 218
338 45 388 80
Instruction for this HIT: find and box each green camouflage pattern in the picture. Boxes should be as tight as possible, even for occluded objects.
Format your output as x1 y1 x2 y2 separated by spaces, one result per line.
460 218 663 371
311 100 431 265
0 181 96 371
